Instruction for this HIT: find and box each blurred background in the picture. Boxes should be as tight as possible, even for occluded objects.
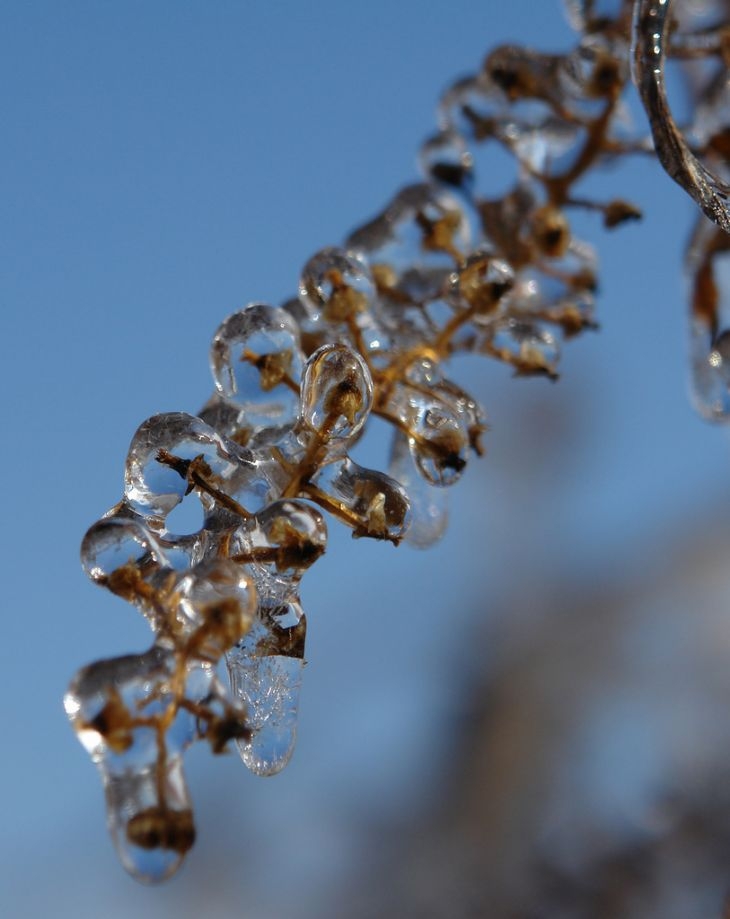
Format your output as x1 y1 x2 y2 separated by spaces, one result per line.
3 1 730 916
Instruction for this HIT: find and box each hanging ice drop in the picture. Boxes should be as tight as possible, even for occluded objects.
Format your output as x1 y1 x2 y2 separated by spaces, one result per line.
388 429 449 547
226 599 306 776
64 647 197 883
687 216 730 421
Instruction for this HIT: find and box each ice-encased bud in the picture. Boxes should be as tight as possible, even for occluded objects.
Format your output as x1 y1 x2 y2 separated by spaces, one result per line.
530 204 572 259
510 264 597 336
563 0 627 34
442 63 577 178
386 384 470 487
405 360 487 456
175 559 257 662
310 456 411 542
228 499 327 599
483 44 561 104
81 515 168 591
509 110 584 177
210 304 304 431
346 183 474 275
300 343 373 442
299 247 375 322
448 246 515 320
487 317 561 378
388 429 449 548
226 599 307 776
418 129 475 190
124 412 268 523
407 399 469 487
437 73 504 138
559 32 627 104
503 233 598 337
65 647 197 882
80 514 174 628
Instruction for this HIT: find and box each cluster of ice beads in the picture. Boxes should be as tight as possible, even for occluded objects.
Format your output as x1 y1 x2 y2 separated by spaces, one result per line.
69 0 730 881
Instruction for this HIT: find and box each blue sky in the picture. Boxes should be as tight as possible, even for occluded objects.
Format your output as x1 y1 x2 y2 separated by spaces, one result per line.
2 2 730 917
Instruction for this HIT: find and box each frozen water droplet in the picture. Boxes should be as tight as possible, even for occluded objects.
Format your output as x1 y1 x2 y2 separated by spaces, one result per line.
66 645 248 878
509 108 584 176
507 236 598 336
80 513 175 627
437 73 503 138
81 516 168 588
124 412 272 523
411 404 469 486
385 384 470 487
297 248 390 364
125 413 233 517
210 304 304 432
408 365 487 456
299 247 375 321
347 183 474 278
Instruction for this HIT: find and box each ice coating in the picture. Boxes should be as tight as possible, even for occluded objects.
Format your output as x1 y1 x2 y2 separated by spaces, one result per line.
632 0 730 234
69 0 727 880
686 214 730 421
